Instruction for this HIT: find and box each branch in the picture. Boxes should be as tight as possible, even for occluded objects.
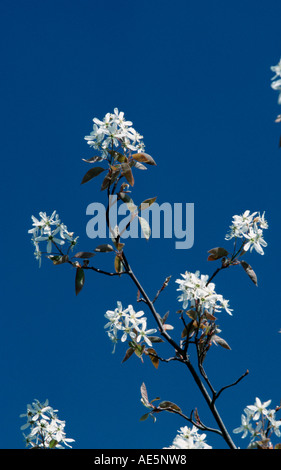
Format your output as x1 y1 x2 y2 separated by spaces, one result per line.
213 370 249 403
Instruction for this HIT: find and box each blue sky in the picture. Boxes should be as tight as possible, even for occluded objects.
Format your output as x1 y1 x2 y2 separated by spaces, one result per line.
1 0 281 449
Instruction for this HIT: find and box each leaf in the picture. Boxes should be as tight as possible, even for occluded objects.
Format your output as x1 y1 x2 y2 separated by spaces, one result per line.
82 156 104 163
140 382 149 406
73 251 96 259
138 197 157 212
158 401 182 413
75 267 85 295
121 163 134 186
207 247 229 261
94 244 115 253
131 152 157 166
114 255 123 273
212 334 231 350
81 166 105 184
148 336 164 343
100 168 120 191
49 439 58 449
138 216 151 240
240 260 258 286
140 413 150 422
131 160 147 170
47 255 69 265
118 192 138 212
121 347 135 363
146 347 159 369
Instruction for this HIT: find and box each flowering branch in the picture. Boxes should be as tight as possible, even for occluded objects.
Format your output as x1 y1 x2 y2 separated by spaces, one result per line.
28 108 271 450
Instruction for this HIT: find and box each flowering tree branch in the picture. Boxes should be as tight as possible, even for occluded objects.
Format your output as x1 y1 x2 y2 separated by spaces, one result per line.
27 104 279 450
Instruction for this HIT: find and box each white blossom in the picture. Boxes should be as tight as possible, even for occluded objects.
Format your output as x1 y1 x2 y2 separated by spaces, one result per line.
20 399 74 449
225 210 268 255
164 425 212 449
84 108 145 157
176 270 233 315
28 211 78 266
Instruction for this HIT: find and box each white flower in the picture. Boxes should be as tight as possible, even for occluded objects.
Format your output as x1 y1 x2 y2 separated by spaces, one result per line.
84 109 145 157
271 79 281 104
271 59 281 80
20 399 74 449
28 212 77 265
243 227 267 255
164 425 212 449
233 409 255 438
35 226 65 253
246 397 272 421
176 271 233 315
225 210 268 256
135 319 157 347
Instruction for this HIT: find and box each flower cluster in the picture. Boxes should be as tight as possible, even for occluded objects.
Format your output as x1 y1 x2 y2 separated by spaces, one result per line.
84 108 145 158
233 397 281 449
164 425 212 449
104 302 157 353
176 270 233 315
20 399 75 448
225 210 268 255
271 59 281 104
28 211 78 267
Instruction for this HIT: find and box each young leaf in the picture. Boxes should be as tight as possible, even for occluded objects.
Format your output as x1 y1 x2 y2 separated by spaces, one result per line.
94 244 114 253
140 413 151 422
240 260 258 286
138 197 157 212
81 166 105 185
212 334 231 350
47 255 69 265
121 347 135 364
114 255 123 274
49 439 58 449
75 267 85 295
148 336 164 343
140 382 149 406
121 163 134 186
158 401 182 413
138 216 151 240
82 156 104 163
146 347 159 369
131 153 157 166
73 252 96 259
207 247 229 261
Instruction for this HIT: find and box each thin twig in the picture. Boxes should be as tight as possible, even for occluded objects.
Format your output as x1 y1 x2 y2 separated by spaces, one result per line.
213 370 249 403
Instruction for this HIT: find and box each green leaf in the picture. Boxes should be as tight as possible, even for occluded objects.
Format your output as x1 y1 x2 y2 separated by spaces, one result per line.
158 401 182 412
47 255 69 265
49 439 58 449
140 413 150 422
138 197 157 212
240 260 258 286
94 244 115 253
75 267 85 295
81 166 105 184
131 153 157 166
73 252 96 259
138 216 151 240
207 247 229 261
